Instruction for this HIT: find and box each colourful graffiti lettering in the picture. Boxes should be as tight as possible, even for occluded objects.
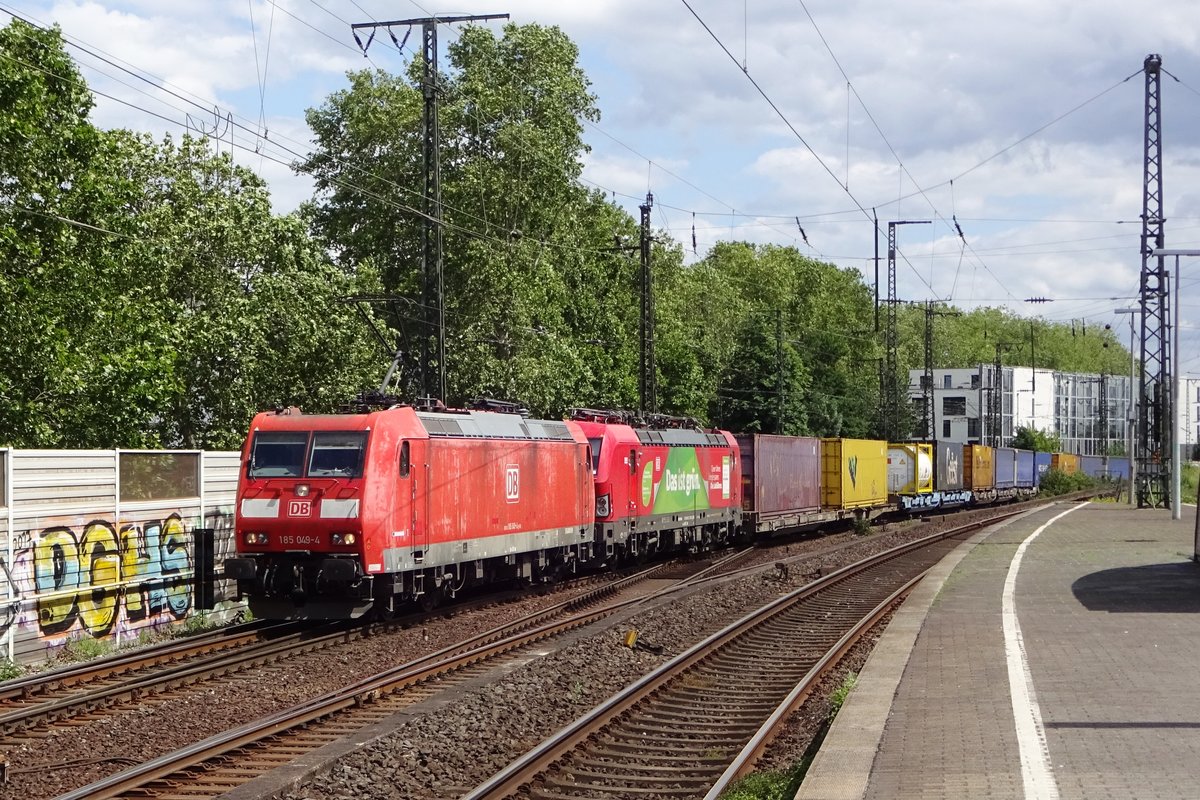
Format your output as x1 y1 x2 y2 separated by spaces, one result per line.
9 514 199 642
79 522 120 637
33 527 81 634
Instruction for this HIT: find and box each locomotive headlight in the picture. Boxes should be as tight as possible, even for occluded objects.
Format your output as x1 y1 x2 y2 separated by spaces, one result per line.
596 493 611 518
244 532 269 545
294 484 310 497
331 533 357 546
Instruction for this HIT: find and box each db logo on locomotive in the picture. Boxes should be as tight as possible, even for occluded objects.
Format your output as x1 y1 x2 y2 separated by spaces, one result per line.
288 499 312 517
505 465 520 503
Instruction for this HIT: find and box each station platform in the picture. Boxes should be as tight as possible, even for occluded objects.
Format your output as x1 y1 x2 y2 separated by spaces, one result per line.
797 500 1200 800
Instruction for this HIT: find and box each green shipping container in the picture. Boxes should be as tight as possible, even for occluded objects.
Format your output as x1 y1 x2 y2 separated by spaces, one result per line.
821 438 888 509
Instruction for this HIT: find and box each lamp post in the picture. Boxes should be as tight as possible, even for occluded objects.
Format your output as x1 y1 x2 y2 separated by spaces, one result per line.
1114 307 1138 505
1150 248 1197 522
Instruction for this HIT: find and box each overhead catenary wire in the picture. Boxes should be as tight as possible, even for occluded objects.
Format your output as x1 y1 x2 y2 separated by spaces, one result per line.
0 12 657 263
0 2 1162 309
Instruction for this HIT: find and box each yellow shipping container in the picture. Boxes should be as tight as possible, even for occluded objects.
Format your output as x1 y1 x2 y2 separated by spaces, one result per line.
963 444 996 490
1051 453 1080 475
887 442 934 495
822 438 888 509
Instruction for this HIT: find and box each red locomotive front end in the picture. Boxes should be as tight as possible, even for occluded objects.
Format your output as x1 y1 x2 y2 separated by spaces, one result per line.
572 410 741 562
226 405 595 619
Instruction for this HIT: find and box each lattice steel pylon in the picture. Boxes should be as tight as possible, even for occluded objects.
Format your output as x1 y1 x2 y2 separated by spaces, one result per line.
350 13 508 403
990 345 1004 448
1099 374 1109 456
638 192 656 416
922 302 959 440
1137 53 1170 509
883 220 929 441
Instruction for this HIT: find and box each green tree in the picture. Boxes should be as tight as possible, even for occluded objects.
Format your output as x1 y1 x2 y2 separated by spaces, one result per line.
692 243 878 436
303 23 645 414
1012 425 1062 452
0 19 382 448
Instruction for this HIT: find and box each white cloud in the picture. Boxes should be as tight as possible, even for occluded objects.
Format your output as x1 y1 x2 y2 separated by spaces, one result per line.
6 0 1200 331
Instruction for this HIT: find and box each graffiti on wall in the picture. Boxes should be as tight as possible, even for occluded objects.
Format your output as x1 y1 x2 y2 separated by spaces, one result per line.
0 510 234 648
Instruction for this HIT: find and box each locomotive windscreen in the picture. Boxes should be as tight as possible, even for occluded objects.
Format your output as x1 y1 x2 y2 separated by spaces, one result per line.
248 430 368 478
249 431 307 477
308 432 367 477
587 438 603 474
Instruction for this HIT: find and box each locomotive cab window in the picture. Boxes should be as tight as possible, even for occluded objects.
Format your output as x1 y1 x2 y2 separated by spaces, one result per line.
587 438 603 475
249 431 308 477
399 441 411 478
309 431 368 477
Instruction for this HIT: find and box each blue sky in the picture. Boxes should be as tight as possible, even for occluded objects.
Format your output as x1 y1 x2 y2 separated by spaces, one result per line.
5 0 1200 377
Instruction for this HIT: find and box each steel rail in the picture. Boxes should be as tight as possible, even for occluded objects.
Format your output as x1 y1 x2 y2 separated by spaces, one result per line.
0 619 278 701
51 559 699 800
702 573 923 798
0 622 354 734
462 504 1050 799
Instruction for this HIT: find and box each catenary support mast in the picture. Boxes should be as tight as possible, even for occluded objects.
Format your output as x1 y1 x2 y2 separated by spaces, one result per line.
350 13 508 402
639 193 656 416
1137 53 1169 508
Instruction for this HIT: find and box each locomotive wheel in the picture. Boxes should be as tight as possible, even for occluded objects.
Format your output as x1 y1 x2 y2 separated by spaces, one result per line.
418 591 441 612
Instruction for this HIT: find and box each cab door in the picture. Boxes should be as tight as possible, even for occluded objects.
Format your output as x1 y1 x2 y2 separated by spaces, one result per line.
407 439 430 563
391 439 423 565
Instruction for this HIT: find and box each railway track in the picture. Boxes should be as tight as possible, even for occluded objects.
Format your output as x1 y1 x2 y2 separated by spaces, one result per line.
461 506 1035 800
50 553 737 800
0 620 362 744
0 550 737 754
40 498 1085 799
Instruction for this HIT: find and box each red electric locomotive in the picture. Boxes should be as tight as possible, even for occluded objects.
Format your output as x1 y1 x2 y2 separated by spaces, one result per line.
570 409 742 561
225 404 595 619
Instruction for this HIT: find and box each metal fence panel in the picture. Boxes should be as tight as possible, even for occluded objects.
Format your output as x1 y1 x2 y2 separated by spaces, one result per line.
1 449 240 665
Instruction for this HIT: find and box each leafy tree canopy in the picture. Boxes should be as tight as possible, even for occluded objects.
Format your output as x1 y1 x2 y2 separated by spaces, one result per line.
1012 425 1063 452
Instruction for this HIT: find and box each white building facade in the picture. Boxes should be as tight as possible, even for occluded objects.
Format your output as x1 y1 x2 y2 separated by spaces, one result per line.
1180 377 1200 461
908 364 1133 455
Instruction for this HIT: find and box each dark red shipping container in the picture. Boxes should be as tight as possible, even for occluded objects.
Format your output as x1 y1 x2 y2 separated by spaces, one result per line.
736 434 821 523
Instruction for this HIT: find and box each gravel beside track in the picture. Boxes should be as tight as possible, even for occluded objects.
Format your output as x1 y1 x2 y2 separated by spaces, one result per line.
3 501 1044 800
280 506 1036 800
0 584 602 800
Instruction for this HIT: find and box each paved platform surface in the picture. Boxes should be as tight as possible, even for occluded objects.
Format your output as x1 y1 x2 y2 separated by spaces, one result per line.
797 500 1200 800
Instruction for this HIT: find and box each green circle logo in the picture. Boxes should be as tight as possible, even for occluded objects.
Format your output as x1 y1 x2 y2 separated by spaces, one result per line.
641 462 654 507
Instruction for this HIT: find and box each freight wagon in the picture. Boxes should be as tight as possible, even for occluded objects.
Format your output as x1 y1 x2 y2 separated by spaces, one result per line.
1034 451 1052 485
737 434 823 534
994 447 1017 490
1107 456 1131 481
1079 455 1104 480
1052 452 1080 475
887 442 933 497
964 444 997 501
1015 449 1036 490
1078 455 1130 482
822 438 888 510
